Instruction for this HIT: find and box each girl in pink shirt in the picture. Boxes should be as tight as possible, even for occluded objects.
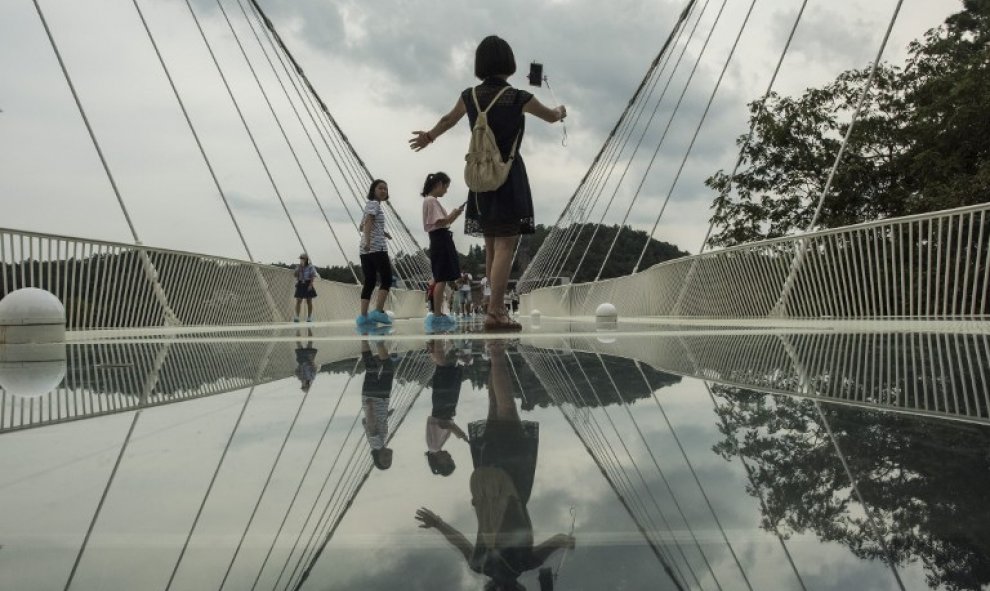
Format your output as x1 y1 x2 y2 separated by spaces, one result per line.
422 172 464 325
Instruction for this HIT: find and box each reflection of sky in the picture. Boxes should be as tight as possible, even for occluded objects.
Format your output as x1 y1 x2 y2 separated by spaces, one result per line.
0 335 985 590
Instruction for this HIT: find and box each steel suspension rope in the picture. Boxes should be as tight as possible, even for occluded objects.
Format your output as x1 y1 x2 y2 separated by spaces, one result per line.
582 0 731 294
165 342 276 590
524 343 690 587
239 2 426 287
180 0 309 254
214 0 360 283
519 0 698 291
774 0 905 316
630 0 758 275
29 0 180 326
246 0 432 284
128 0 283 321
248 356 361 591
562 0 713 293
695 0 810 254
235 0 359 231
532 6 694 292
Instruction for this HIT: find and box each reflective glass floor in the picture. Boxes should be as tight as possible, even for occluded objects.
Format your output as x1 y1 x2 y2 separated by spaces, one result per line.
2 318 989 590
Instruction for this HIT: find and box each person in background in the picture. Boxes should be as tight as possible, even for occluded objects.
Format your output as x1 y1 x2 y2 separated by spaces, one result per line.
422 172 464 328
459 272 473 317
293 253 318 322
409 35 565 331
358 179 394 327
480 275 491 312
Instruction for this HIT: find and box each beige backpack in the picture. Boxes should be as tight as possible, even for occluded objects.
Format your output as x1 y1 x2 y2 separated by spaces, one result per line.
464 86 520 192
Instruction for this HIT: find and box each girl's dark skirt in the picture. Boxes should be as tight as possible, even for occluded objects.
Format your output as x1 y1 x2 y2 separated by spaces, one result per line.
294 282 317 299
429 229 461 282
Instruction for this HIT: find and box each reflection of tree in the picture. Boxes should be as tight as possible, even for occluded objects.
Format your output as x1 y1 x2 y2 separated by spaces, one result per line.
712 385 990 590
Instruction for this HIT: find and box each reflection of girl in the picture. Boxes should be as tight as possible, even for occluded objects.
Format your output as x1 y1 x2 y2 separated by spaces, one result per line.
294 335 317 392
426 340 467 476
361 339 395 470
416 341 574 589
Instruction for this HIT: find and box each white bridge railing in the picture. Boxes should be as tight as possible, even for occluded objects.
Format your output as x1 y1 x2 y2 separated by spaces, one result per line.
0 228 424 330
523 202 990 319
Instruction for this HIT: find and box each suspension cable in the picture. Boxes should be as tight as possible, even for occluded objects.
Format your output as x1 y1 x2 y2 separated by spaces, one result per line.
807 0 905 231
236 0 359 232
128 0 254 261
565 0 713 290
519 0 698 291
629 0 758 275
214 0 359 282
697 0 809 254
165 342 276 590
29 0 140 244
585 0 730 289
246 0 431 283
248 356 361 591
179 0 308 253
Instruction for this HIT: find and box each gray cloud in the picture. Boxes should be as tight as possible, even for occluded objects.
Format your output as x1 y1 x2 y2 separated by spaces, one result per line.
0 0 959 265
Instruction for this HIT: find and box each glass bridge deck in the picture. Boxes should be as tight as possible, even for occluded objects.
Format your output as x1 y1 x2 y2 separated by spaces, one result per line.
1 317 988 590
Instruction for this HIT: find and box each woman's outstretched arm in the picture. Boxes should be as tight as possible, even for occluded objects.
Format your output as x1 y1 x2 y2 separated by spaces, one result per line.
522 96 566 123
410 98 467 151
415 507 473 561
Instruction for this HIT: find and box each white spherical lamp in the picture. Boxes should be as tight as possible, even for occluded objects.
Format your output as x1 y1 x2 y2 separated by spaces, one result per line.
595 303 618 322
0 288 66 344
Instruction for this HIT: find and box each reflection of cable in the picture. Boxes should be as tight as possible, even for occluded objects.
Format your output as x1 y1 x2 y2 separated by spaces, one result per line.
542 76 567 147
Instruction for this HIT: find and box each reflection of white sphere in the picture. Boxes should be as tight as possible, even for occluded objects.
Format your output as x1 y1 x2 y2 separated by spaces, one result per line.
595 303 618 321
0 344 67 399
596 335 617 344
0 288 66 344
530 310 541 320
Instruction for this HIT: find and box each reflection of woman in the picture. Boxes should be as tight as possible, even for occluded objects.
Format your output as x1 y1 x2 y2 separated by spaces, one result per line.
416 340 574 590
425 340 467 476
361 338 395 470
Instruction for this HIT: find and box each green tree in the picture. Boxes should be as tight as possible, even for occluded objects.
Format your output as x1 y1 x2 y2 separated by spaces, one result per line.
707 1 990 247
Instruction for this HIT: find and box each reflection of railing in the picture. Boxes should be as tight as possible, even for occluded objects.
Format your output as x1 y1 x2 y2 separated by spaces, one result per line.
0 227 425 329
523 203 990 318
572 331 990 425
0 339 424 434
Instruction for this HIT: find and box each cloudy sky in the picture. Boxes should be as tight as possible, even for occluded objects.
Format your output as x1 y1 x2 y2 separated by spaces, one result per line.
0 0 960 270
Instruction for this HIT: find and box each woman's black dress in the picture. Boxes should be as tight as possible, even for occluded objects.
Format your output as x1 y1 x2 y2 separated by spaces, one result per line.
461 78 535 238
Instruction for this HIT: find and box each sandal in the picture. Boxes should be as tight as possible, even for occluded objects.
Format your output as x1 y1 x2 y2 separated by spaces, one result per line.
484 311 522 332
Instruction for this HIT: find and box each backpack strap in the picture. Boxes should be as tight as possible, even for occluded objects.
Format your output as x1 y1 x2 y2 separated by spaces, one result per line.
470 86 521 162
471 85 512 114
